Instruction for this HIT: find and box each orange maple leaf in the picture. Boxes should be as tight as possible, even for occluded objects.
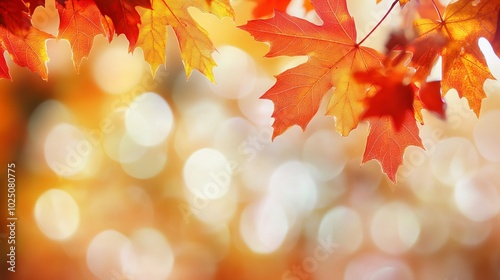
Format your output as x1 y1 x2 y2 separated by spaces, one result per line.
56 0 112 72
240 0 383 138
352 52 442 182
363 111 423 183
135 0 234 79
0 25 53 80
412 0 500 115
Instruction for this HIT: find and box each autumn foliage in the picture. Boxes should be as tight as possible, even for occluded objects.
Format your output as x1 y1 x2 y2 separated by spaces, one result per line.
0 0 499 183
241 0 500 182
0 0 234 80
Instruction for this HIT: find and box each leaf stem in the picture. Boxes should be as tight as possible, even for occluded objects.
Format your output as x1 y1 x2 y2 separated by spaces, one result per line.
431 0 444 22
431 0 452 38
164 1 183 26
356 0 399 47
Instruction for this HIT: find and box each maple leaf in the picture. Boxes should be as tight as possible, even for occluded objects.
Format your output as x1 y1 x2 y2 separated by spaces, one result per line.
92 0 152 49
412 0 500 115
363 111 423 183
251 0 313 18
0 25 53 80
352 52 437 183
239 0 383 138
56 0 112 72
136 0 234 79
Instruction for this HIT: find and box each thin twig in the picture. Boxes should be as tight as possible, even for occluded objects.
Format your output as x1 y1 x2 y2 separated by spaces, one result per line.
357 0 399 46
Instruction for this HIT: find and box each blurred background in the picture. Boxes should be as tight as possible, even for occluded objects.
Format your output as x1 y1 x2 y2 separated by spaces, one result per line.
2 0 500 279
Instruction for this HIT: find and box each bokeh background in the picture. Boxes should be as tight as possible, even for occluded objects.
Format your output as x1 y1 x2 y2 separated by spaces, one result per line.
2 0 500 279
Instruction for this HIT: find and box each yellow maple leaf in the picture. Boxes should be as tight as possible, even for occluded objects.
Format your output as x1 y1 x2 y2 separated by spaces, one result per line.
136 0 234 80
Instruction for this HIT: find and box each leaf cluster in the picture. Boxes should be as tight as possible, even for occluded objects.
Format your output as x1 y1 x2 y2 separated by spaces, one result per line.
0 0 234 80
241 0 500 182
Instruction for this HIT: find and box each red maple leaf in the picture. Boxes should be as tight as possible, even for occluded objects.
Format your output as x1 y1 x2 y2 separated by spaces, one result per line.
363 111 423 183
92 0 152 49
352 52 438 182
